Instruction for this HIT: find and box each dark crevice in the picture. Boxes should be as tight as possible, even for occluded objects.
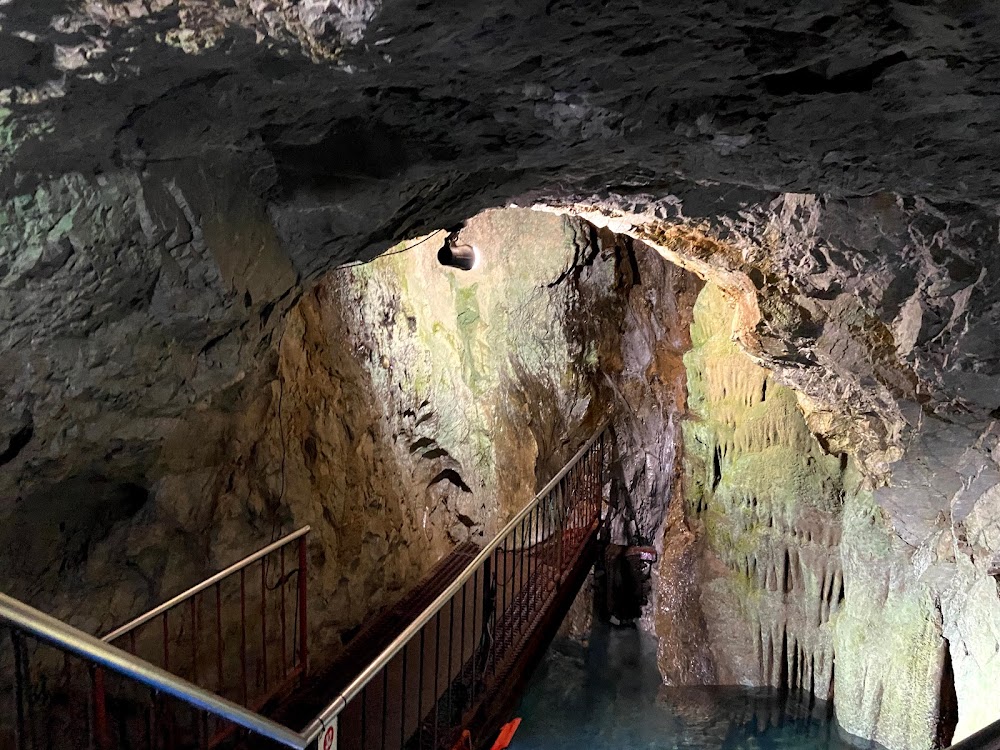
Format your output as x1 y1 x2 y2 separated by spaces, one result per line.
429 468 472 493
409 437 451 461
763 51 909 96
778 628 789 697
200 329 231 356
408 437 436 453
547 221 603 288
711 444 723 491
421 448 450 460
0 421 33 466
621 37 675 58
809 15 840 34
937 638 959 747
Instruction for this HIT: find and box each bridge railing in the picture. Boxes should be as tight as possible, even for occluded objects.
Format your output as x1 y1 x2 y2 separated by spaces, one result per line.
0 422 610 750
947 719 1000 750
302 421 610 750
99 526 310 744
0 591 306 750
0 526 312 750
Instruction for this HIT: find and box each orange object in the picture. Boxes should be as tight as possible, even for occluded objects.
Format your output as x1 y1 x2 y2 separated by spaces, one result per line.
489 718 522 750
450 729 472 750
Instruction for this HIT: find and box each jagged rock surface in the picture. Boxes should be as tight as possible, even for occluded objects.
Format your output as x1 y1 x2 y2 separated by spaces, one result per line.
560 193 1000 748
0 209 620 662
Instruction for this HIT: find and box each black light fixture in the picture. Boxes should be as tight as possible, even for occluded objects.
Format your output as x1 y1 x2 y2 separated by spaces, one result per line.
438 231 478 271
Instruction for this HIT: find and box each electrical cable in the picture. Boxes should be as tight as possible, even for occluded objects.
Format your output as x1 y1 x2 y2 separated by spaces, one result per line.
337 229 450 270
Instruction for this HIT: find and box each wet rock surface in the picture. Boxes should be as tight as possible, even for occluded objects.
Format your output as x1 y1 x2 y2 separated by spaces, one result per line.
555 194 1000 747
653 281 977 749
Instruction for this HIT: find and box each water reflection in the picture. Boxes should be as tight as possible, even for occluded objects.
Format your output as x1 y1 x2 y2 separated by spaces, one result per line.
511 625 876 750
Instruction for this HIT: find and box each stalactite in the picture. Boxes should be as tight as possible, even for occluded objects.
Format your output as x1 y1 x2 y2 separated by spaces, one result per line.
683 283 849 710
783 548 791 593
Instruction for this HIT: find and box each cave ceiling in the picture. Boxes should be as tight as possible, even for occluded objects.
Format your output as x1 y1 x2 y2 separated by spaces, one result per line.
3 0 1000 496
4 1 999 211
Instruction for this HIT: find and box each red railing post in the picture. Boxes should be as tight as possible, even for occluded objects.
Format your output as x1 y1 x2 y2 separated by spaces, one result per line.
298 535 309 677
557 479 565 571
240 569 249 706
598 434 605 521
93 666 110 750
261 558 268 693
590 444 597 523
11 631 28 749
215 582 224 695
280 545 288 677
162 611 170 671
191 596 198 684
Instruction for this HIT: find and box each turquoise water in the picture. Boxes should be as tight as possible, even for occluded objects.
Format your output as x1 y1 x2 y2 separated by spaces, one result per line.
510 626 866 750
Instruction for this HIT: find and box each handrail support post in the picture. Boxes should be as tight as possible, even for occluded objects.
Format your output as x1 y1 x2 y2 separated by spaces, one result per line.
298 534 309 678
93 666 110 750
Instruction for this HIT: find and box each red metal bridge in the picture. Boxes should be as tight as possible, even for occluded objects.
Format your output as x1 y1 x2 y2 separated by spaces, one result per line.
0 424 610 750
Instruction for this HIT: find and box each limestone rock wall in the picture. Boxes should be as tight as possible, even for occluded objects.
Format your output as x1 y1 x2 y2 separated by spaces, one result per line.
600 234 702 636
551 232 702 641
332 208 617 537
834 489 952 750
3 2 1000 746
884 418 1000 745
0 164 301 631
0 208 622 667
566 193 1000 749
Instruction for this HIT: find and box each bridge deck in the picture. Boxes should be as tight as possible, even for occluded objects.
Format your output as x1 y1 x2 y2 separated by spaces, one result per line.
256 518 600 750
269 541 482 733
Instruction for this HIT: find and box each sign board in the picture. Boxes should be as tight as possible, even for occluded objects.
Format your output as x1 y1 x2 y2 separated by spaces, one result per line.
320 716 338 750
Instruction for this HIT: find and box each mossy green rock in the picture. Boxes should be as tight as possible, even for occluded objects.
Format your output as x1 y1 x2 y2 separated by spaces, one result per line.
669 283 949 750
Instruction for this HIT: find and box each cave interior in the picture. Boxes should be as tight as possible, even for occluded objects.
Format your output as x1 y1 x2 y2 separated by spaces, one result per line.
3 2 1000 750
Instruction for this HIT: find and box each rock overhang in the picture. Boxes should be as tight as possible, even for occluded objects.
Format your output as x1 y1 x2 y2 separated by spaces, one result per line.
2 1 1000 520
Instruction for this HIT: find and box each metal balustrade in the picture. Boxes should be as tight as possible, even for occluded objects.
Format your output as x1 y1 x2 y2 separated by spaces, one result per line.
0 422 611 750
98 526 310 747
300 422 609 750
1 527 311 750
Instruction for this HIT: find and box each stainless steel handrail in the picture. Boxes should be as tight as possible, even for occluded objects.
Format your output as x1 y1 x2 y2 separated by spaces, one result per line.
301 419 610 741
0 592 311 749
0 424 608 746
947 720 1000 750
103 525 311 643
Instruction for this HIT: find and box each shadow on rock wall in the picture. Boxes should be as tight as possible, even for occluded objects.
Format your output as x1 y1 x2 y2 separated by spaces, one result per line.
0 207 631 672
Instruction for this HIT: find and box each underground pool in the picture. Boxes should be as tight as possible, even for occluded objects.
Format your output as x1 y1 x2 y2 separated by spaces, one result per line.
509 624 872 750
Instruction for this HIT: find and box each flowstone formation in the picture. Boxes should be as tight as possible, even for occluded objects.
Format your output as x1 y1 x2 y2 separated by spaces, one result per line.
562 194 1000 749
656 282 956 750
662 283 849 700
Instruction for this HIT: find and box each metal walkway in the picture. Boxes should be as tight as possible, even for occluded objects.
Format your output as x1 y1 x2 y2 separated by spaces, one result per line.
0 422 611 750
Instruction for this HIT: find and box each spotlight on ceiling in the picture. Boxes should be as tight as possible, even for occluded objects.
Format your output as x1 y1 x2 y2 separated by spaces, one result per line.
438 234 478 271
